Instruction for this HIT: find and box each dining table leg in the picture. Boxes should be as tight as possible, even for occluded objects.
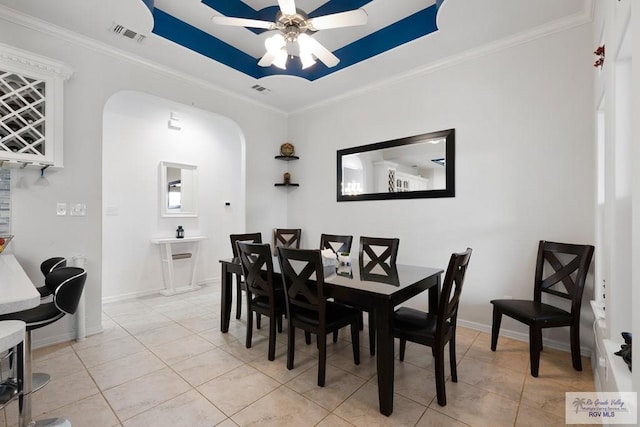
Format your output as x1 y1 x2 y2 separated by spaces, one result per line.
220 263 233 332
375 301 394 416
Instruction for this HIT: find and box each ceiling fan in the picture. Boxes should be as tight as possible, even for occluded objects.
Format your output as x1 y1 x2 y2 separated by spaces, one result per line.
212 0 368 70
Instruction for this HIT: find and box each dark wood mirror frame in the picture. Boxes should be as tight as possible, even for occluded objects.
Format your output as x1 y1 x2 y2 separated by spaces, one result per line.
336 128 455 202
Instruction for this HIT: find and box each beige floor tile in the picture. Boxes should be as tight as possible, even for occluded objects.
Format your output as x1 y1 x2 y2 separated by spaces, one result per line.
456 356 525 399
219 333 286 363
72 323 130 352
133 322 193 348
316 414 355 426
286 364 367 411
121 389 227 427
432 381 518 427
32 350 85 381
102 300 148 317
392 358 438 406
333 381 427 427
150 333 216 365
75 335 146 368
248 344 316 384
327 344 378 381
116 312 174 335
464 333 529 374
88 349 165 390
31 370 100 416
176 313 219 333
103 367 191 421
21 286 597 427
171 348 244 386
197 364 280 416
515 404 567 427
231 385 329 427
34 393 119 427
520 375 574 418
416 408 470 427
32 341 74 362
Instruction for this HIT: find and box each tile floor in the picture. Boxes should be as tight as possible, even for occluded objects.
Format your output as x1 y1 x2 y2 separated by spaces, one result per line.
2 284 595 426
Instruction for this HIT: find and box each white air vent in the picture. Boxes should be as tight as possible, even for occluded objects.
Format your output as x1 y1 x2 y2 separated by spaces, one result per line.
251 84 271 94
110 23 146 43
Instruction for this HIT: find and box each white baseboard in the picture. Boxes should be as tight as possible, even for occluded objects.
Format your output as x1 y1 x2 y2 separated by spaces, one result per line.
457 318 593 357
101 278 218 304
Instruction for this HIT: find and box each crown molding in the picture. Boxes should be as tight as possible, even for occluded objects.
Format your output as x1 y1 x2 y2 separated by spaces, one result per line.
294 0 594 115
0 5 287 117
0 41 74 79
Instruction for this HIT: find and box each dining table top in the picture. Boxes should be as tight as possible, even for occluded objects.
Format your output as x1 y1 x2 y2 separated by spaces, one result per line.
220 256 443 301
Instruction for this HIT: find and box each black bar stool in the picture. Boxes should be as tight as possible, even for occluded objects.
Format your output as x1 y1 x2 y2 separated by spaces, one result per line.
0 267 87 427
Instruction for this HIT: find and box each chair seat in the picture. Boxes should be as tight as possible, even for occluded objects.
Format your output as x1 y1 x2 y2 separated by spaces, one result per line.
292 301 359 328
0 303 65 331
491 299 572 324
251 294 287 312
394 307 451 339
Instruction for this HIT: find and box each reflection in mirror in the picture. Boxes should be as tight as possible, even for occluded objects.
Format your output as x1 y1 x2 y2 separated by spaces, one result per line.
160 161 197 217
337 129 455 201
360 263 400 286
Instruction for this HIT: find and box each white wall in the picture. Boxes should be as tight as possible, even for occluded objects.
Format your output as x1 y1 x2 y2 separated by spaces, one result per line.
102 91 244 300
1 14 288 347
288 23 596 350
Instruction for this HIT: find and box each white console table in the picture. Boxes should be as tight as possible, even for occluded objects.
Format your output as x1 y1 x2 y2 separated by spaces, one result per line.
151 236 207 296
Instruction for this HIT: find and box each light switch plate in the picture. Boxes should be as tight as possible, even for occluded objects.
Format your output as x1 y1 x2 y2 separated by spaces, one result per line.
56 203 67 216
70 203 86 216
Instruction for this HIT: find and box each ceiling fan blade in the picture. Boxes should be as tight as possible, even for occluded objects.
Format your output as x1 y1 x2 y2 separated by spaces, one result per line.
298 33 339 68
212 16 275 30
307 9 368 30
278 0 297 16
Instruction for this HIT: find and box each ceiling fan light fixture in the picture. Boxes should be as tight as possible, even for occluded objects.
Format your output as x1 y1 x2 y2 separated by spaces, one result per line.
297 35 316 69
272 49 288 69
265 33 286 54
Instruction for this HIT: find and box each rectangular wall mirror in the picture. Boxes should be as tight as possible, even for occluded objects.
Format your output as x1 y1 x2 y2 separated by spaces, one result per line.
337 128 455 202
159 161 198 217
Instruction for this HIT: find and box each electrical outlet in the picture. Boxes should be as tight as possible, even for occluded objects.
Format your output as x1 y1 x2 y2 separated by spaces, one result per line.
56 203 67 216
70 203 86 216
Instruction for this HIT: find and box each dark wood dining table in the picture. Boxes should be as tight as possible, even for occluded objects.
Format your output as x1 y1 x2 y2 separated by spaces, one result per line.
218 257 443 416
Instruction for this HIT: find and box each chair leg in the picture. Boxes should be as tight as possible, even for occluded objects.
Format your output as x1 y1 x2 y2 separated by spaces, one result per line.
318 334 326 387
277 315 283 333
358 311 364 330
304 331 311 345
449 335 458 383
245 310 253 349
350 321 360 365
368 312 375 356
235 274 242 320
433 346 447 406
490 306 502 351
332 330 338 343
399 338 406 361
570 324 582 371
287 323 295 370
529 326 542 377
268 316 276 361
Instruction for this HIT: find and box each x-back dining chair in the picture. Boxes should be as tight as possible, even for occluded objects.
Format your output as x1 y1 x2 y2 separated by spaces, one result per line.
277 246 360 387
230 232 262 320
490 240 594 377
236 241 286 361
273 228 301 256
393 248 472 406
355 236 400 355
320 233 353 256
